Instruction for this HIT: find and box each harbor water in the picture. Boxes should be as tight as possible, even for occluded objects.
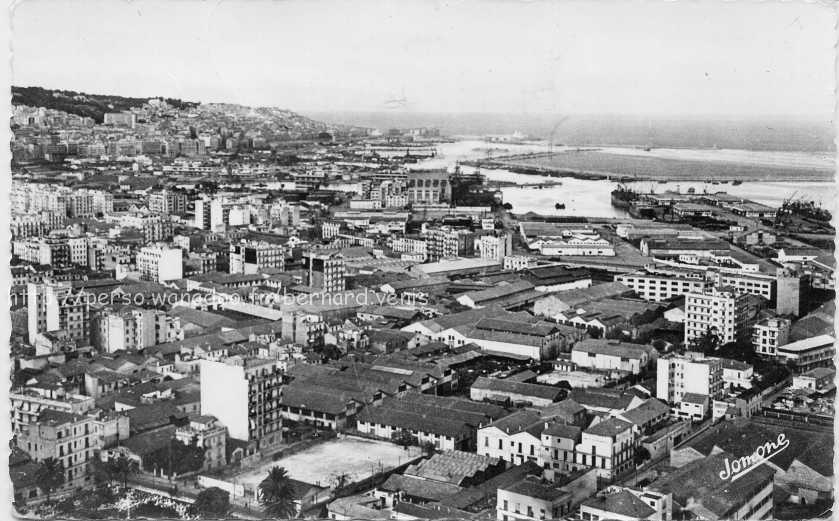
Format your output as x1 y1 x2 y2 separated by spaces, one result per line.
416 139 836 218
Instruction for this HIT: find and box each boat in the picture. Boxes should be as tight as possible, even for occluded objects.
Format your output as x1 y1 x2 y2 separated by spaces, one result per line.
610 185 638 209
555 203 566 210
732 180 743 186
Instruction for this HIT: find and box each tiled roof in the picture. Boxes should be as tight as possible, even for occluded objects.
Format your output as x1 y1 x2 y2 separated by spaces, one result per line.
648 451 775 519
582 490 656 519
379 473 462 501
471 377 563 401
405 450 501 486
682 418 833 477
572 339 656 360
501 476 569 501
584 417 632 437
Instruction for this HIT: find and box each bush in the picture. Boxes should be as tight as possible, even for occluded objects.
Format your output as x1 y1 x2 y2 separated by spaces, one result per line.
191 487 230 517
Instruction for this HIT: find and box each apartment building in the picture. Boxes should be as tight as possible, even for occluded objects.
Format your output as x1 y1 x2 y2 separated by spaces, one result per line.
174 415 227 470
17 410 99 489
615 270 706 302
137 245 183 282
752 317 791 357
497 477 573 521
476 233 513 263
684 288 752 346
656 353 723 406
10 386 95 433
304 251 346 292
389 237 428 261
148 189 188 215
200 357 283 451
14 238 71 267
574 418 636 480
92 307 183 353
425 228 474 262
229 240 286 274
27 281 90 345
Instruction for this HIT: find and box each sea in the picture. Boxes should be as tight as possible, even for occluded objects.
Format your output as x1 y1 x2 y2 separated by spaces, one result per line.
306 112 837 218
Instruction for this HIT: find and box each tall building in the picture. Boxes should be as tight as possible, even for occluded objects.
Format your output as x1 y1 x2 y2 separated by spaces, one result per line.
425 228 474 262
684 288 752 346
656 353 724 405
304 251 346 292
281 311 326 347
137 245 183 282
199 357 283 451
27 281 90 345
475 233 513 263
229 240 285 274
775 268 803 316
149 189 188 216
194 197 224 230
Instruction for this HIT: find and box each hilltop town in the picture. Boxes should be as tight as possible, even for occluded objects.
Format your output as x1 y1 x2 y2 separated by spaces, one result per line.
9 88 835 521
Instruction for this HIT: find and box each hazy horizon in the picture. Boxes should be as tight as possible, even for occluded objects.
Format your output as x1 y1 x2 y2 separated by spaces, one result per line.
12 0 836 119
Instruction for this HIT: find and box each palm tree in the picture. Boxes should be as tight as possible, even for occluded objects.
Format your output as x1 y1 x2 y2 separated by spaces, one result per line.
34 457 65 503
258 466 298 518
110 455 139 488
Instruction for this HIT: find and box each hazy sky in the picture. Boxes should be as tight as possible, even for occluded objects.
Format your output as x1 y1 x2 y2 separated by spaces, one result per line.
11 0 836 117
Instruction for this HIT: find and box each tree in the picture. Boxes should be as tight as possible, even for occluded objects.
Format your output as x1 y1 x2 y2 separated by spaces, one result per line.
192 487 230 517
90 456 114 486
634 446 652 465
391 430 417 449
689 327 719 355
109 455 139 488
259 466 298 519
502 202 513 211
421 441 437 457
34 457 65 502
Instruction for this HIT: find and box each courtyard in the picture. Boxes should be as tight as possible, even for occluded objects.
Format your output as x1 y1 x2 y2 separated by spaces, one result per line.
230 436 423 490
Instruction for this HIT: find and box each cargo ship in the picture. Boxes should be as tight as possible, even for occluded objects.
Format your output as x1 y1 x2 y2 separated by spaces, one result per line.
610 184 638 210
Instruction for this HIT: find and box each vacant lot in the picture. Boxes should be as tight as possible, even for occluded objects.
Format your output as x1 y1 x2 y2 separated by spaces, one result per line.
499 151 833 182
231 436 422 489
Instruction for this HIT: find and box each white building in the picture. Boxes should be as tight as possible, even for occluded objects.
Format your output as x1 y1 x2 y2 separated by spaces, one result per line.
571 340 657 375
656 353 723 406
137 245 183 282
752 317 791 357
615 270 706 302
497 477 573 521
529 234 615 256
476 234 513 263
503 255 535 271
574 418 635 479
199 357 283 450
684 288 752 346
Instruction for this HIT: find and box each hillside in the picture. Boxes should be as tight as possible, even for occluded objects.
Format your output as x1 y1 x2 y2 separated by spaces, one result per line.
11 86 199 123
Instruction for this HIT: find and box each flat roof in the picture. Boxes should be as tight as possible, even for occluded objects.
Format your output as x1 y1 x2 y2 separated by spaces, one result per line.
777 334 835 353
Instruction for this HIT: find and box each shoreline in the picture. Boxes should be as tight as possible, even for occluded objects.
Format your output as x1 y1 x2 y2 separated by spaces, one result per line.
462 151 835 183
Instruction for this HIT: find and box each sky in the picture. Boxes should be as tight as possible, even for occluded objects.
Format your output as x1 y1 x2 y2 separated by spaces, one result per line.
10 0 837 118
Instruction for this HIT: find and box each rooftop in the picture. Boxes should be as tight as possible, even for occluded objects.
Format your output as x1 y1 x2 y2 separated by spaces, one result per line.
582 490 656 519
